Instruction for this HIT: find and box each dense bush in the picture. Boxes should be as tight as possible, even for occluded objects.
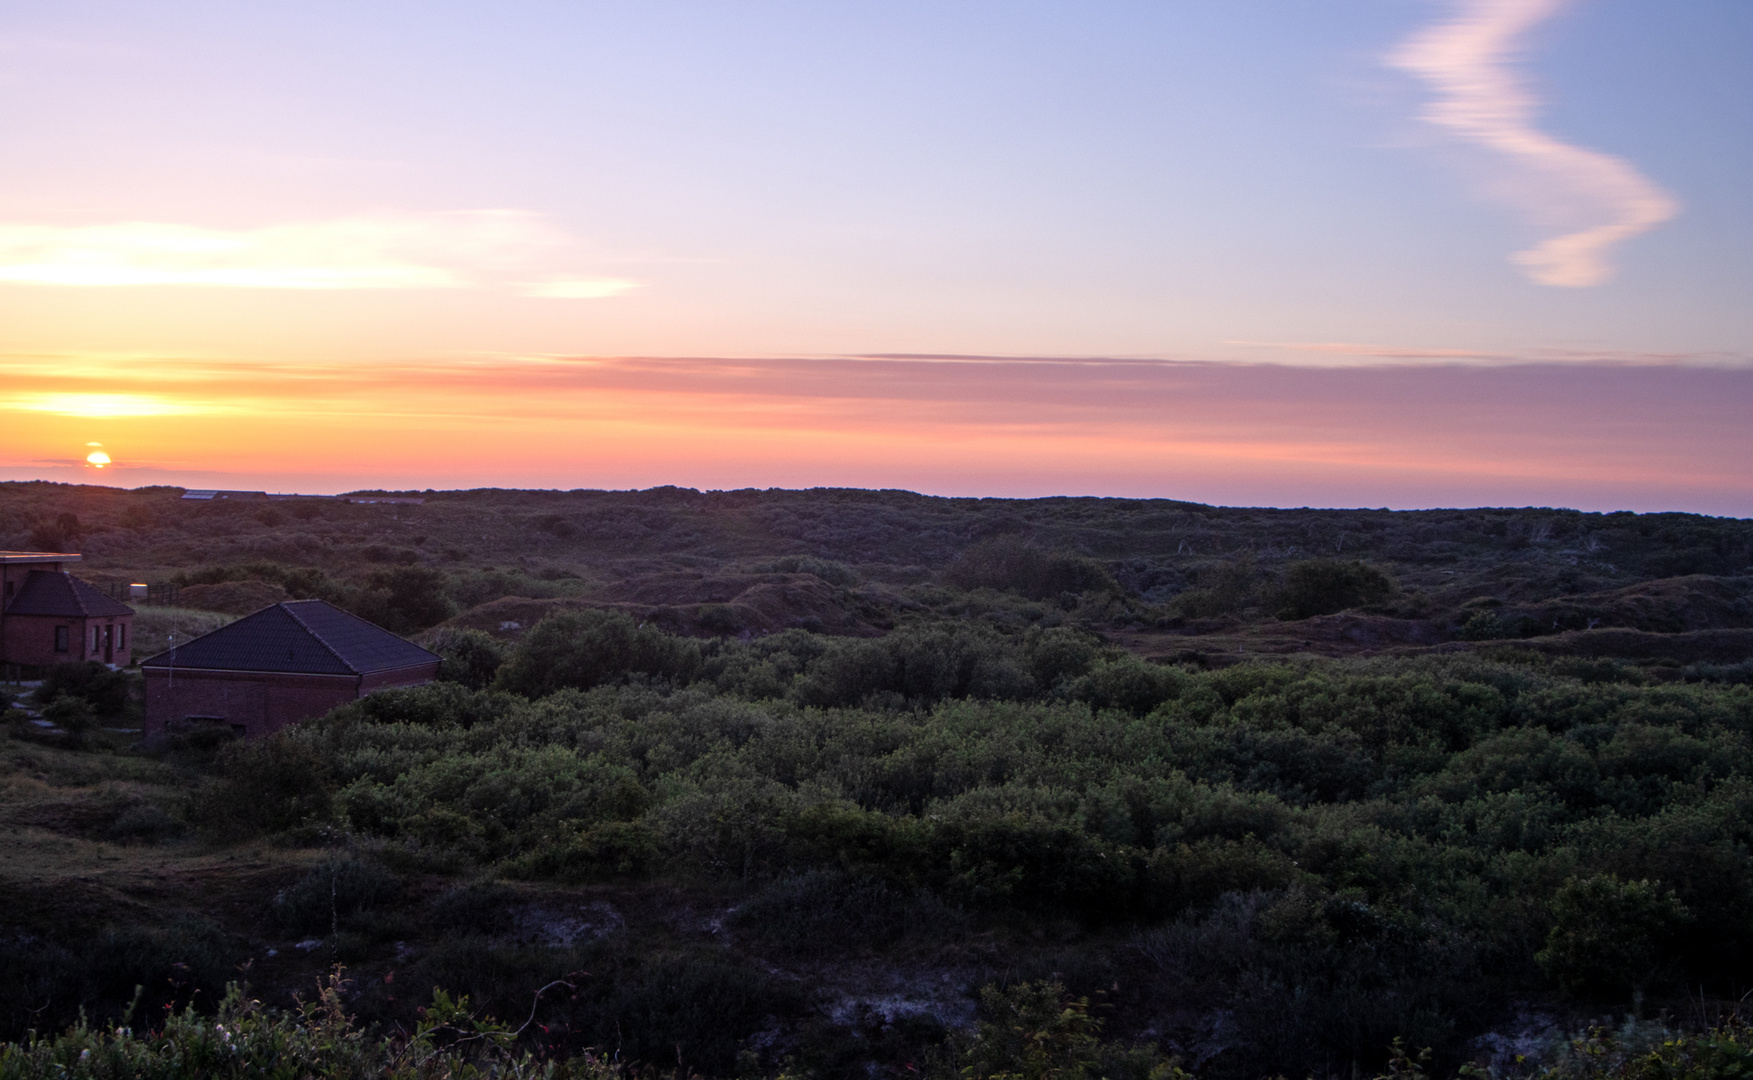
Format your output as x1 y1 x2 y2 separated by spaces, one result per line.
190 630 1753 1077
0 916 232 1037
352 566 456 633
1173 557 1261 618
271 856 403 935
32 662 139 722
933 981 1182 1080
0 976 622 1080
946 536 1120 601
195 735 335 839
1274 558 1397 620
428 627 510 689
24 589 1753 1078
1534 875 1692 999
494 610 701 697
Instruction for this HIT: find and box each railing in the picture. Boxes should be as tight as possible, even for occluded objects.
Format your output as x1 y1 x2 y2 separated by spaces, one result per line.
105 582 181 607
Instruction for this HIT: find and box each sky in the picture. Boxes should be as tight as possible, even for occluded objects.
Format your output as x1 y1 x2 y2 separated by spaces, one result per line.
0 1 1748 512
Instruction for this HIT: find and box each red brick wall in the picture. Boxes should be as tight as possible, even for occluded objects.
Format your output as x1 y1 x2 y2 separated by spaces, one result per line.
359 662 442 695
143 662 439 739
0 614 132 669
144 669 358 739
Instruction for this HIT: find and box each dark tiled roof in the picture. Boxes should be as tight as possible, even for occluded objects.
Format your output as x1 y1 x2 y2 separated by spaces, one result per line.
139 599 438 675
3 570 134 618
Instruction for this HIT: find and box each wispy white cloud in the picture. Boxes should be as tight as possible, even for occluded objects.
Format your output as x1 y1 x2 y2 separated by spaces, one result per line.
0 210 638 296
1388 0 1678 287
2 392 218 417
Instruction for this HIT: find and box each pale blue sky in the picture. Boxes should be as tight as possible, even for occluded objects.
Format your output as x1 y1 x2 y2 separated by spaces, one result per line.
0 0 1747 362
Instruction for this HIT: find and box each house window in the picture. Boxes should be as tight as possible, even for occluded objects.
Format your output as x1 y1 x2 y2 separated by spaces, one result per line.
54 626 69 652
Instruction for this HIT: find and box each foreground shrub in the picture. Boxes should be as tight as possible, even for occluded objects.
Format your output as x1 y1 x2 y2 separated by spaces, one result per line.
32 661 138 722
0 975 616 1080
271 856 403 935
193 734 334 839
1536 874 1693 999
931 980 1184 1080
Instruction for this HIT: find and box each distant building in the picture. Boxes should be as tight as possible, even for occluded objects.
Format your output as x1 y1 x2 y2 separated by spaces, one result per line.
178 489 424 505
179 489 271 501
0 552 135 673
140 599 440 739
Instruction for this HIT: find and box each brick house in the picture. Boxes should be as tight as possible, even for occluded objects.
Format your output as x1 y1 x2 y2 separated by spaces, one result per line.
140 599 440 739
1 552 134 673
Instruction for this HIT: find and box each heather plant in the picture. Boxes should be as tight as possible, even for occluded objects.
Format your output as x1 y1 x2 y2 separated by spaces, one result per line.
0 974 616 1080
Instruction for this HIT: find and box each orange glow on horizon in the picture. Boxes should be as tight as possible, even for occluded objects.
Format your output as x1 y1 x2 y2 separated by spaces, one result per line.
1 353 1749 514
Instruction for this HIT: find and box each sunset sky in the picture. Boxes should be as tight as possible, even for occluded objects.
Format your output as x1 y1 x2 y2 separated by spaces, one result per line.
1 1 1749 512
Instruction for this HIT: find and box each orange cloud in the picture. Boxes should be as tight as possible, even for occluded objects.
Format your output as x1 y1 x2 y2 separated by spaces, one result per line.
1 353 1746 513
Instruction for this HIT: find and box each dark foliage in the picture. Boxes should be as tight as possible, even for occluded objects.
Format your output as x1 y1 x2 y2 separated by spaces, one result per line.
195 734 335 839
427 627 509 690
271 856 403 935
353 566 456 633
32 662 139 721
493 609 701 697
946 536 1120 601
9 482 1753 1077
1275 558 1397 619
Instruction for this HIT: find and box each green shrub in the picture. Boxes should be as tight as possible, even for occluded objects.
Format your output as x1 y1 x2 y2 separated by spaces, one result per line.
42 696 96 748
194 734 335 839
0 975 624 1080
1023 627 1101 689
102 802 185 844
1065 657 1183 716
1174 556 1261 618
427 880 523 935
495 610 700 698
427 627 509 690
934 980 1182 1080
32 662 138 721
501 821 660 882
1536 874 1692 999
350 566 455 633
270 856 403 935
76 916 233 1017
1274 559 1396 620
1456 611 1511 640
791 624 1037 707
946 536 1119 601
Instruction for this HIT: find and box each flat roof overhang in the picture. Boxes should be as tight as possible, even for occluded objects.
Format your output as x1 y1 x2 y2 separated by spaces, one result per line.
0 552 82 564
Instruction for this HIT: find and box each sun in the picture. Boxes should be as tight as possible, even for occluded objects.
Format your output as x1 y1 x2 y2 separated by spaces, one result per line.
85 442 111 468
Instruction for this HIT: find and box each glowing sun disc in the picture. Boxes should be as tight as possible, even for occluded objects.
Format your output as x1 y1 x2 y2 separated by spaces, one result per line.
86 450 111 467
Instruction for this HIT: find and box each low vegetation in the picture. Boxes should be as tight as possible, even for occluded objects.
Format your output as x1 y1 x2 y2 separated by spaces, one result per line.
4 481 1753 1078
10 618 1753 1077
